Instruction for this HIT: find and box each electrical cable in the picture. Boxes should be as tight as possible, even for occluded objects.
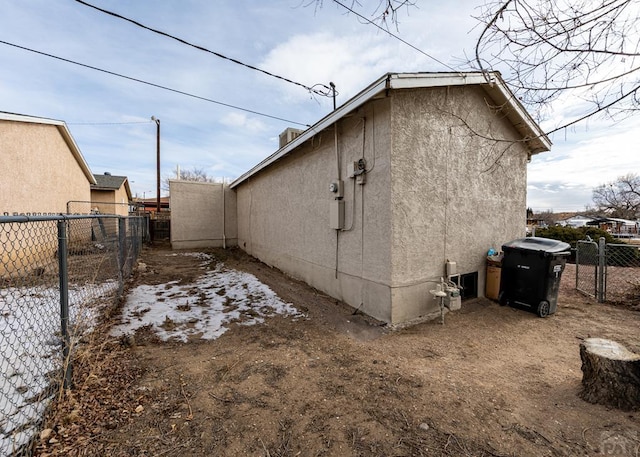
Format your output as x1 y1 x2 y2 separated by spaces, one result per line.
67 121 151 125
74 0 334 97
0 39 309 127
332 0 463 75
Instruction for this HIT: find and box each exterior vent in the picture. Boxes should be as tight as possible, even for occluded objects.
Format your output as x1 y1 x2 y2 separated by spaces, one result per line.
279 128 304 149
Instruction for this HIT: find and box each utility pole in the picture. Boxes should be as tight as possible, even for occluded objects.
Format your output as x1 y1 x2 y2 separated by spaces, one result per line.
151 116 161 213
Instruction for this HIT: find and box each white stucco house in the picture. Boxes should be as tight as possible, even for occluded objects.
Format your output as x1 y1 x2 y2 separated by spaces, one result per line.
171 72 551 324
229 72 550 324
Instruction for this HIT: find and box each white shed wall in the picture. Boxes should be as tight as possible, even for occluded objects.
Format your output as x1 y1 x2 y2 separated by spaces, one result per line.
170 181 237 249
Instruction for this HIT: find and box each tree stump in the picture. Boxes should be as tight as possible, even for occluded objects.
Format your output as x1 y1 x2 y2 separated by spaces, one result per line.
579 338 640 411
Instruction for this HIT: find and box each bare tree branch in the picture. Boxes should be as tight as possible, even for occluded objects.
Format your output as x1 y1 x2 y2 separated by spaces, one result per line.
592 173 640 219
474 0 640 130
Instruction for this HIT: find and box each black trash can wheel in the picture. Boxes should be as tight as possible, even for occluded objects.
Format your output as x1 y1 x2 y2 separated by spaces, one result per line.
537 300 550 318
498 291 508 307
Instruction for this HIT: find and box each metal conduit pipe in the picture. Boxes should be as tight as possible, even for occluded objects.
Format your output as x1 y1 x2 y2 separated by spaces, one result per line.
221 181 226 249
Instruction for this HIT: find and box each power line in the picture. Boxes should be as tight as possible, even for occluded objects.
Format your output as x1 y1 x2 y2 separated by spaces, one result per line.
0 40 310 127
74 0 334 97
331 0 462 75
67 121 151 125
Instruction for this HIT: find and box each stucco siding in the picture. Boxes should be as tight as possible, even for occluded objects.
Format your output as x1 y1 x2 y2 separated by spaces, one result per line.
389 87 529 321
236 99 394 322
170 181 238 249
0 121 91 214
1 120 94 275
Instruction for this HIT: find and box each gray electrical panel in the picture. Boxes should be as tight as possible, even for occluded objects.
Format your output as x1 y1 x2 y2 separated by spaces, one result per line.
330 200 345 230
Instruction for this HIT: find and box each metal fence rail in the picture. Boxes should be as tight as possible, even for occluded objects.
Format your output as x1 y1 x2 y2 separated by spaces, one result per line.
576 237 640 303
0 215 145 456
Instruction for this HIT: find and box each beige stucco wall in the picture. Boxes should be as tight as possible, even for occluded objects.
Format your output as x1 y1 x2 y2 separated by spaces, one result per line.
234 86 532 324
236 98 394 322
170 180 238 249
0 120 94 275
389 86 529 323
0 121 91 215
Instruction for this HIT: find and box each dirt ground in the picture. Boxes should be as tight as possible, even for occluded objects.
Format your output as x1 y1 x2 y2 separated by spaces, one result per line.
37 244 640 457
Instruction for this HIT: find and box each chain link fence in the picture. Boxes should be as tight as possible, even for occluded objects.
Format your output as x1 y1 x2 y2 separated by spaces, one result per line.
576 240 599 297
576 237 640 304
604 243 640 304
0 215 146 456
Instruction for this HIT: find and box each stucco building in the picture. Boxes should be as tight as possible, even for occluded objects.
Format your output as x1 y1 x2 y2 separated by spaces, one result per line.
228 72 550 324
168 72 550 324
0 111 96 215
169 180 237 249
0 111 97 275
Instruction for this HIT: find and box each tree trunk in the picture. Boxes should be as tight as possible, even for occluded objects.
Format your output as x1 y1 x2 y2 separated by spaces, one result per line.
579 338 640 411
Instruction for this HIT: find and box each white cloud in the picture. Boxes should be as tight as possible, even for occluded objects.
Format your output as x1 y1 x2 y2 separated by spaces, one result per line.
219 112 268 133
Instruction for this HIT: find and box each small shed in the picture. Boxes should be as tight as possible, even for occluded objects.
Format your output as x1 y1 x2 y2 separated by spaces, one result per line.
230 72 550 324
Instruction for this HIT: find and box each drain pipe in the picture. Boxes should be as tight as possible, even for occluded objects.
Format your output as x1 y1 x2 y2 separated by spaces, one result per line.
221 181 227 249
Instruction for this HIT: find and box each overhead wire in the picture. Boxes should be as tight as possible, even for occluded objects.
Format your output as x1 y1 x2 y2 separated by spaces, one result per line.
0 40 310 127
67 121 151 125
331 0 463 75
74 0 334 98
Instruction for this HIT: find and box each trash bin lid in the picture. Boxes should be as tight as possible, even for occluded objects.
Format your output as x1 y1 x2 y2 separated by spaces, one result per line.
502 237 570 253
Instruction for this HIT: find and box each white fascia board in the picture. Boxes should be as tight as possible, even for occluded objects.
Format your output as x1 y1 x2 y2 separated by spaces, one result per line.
387 72 490 89
0 111 65 126
56 122 97 185
483 75 551 154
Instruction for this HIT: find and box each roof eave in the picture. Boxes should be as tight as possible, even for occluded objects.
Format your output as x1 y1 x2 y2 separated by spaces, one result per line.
230 72 550 188
230 74 391 188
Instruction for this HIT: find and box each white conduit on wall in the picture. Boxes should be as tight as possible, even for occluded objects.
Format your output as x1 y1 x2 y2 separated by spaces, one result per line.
221 181 226 249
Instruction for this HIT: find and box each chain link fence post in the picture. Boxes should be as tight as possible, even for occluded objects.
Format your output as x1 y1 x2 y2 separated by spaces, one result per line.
57 220 72 390
118 217 126 295
598 237 606 303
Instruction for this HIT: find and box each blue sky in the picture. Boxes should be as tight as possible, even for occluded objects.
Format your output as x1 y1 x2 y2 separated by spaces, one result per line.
1 0 638 212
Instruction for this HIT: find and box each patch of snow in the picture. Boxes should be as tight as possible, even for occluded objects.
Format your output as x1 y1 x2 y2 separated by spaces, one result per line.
111 261 301 343
0 281 118 455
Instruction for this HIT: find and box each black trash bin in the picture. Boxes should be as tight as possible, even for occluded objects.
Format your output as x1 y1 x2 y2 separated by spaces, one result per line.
498 237 571 317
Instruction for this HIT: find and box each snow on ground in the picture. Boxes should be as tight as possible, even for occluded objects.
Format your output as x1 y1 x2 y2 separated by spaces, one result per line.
111 253 302 343
0 281 118 455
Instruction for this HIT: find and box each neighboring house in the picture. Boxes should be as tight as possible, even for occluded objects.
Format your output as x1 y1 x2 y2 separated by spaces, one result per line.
227 72 550 324
0 111 96 215
0 111 97 275
90 172 132 216
558 215 596 228
587 217 639 237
